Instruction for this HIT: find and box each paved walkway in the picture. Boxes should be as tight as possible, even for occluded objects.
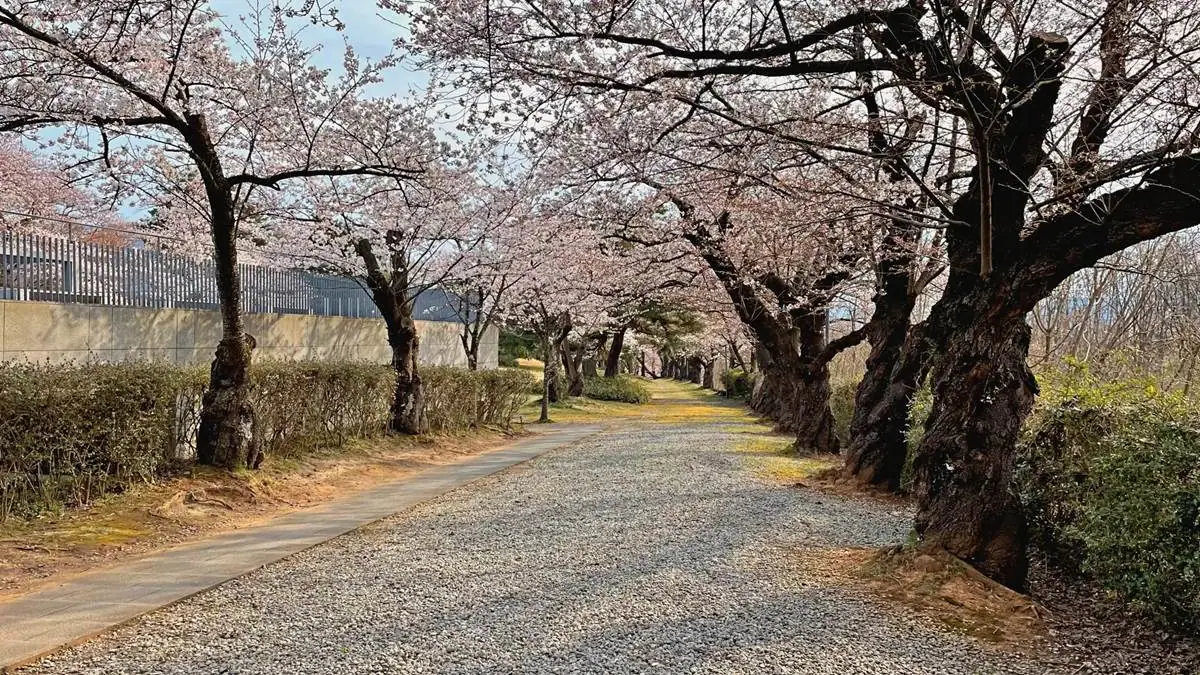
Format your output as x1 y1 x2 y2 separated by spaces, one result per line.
0 424 603 671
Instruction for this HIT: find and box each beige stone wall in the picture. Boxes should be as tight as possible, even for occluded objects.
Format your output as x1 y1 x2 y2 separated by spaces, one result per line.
0 300 498 368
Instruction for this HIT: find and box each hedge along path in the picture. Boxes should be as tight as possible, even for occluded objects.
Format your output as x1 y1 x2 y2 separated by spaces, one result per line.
0 423 605 671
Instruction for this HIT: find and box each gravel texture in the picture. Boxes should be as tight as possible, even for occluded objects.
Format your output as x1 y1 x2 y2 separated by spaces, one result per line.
26 418 1056 674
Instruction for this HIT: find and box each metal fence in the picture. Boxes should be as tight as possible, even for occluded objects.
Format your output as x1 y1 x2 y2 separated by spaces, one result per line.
0 229 383 318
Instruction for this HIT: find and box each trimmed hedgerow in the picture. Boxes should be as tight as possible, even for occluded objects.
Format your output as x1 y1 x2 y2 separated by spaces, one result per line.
253 361 394 458
0 361 208 520
0 360 535 520
422 366 536 433
583 375 651 404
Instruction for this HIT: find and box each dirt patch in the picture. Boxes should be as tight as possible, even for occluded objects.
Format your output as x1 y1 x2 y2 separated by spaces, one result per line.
792 546 1048 650
802 468 912 506
0 431 518 600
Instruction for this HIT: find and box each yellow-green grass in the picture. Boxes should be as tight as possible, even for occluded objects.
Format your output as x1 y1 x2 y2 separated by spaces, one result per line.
734 432 838 483
519 378 757 425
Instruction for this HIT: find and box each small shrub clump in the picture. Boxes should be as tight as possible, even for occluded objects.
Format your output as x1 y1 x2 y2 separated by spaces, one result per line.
721 368 753 398
582 375 652 404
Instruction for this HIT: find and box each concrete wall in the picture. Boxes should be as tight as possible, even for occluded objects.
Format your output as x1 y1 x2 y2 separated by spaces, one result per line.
0 300 499 369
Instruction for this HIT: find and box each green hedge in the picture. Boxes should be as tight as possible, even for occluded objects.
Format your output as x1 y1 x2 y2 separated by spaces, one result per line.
423 367 536 433
0 360 535 520
1016 367 1200 629
0 361 205 520
583 375 651 403
254 362 393 458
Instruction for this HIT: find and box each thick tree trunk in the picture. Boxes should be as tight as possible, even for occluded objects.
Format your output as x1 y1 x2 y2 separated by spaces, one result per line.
912 299 1036 589
388 317 425 435
749 362 783 418
196 166 259 469
749 359 838 454
197 333 259 469
604 325 627 377
561 341 584 397
842 328 925 491
792 366 839 454
843 300 924 491
702 358 717 389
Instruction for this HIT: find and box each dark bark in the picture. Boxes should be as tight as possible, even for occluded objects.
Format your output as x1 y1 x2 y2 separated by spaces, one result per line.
197 334 260 469
702 358 717 389
539 335 554 422
193 113 259 470
547 314 572 402
605 325 628 377
460 328 480 370
912 290 1036 588
687 356 704 384
843 237 925 491
560 339 585 397
749 358 837 454
353 237 425 435
387 318 425 434
842 322 927 491
682 217 843 454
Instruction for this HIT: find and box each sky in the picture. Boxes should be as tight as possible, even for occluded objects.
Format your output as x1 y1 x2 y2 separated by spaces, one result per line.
209 0 429 98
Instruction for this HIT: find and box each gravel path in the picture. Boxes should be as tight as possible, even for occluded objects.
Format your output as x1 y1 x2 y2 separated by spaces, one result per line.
25 397 1054 674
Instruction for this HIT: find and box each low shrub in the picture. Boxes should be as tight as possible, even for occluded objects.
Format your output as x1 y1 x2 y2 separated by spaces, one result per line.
0 361 206 520
1016 365 1200 628
583 375 651 404
422 366 536 433
829 378 859 446
722 368 753 398
0 360 536 520
253 361 393 458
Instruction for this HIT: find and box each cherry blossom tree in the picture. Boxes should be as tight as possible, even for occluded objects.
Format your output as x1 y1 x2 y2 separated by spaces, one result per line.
520 95 879 452
0 138 122 235
397 0 1200 588
266 155 496 434
0 1 426 468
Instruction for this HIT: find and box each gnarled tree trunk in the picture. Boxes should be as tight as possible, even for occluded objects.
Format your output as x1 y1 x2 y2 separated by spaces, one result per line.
843 283 924 491
197 333 260 469
195 150 259 470
911 292 1036 588
842 325 926 491
388 315 425 435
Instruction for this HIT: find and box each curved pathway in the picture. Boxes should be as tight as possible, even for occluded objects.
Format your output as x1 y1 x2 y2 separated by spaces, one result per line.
24 384 1050 674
